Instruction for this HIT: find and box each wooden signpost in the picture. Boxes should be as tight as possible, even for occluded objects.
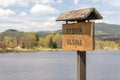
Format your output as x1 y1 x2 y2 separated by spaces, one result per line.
56 7 103 80
62 22 94 51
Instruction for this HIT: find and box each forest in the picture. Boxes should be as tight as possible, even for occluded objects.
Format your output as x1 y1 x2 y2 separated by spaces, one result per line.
0 29 62 52
0 22 120 52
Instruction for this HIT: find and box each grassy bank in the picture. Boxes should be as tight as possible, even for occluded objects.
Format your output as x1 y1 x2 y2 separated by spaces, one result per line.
95 40 120 50
1 40 120 53
0 47 62 53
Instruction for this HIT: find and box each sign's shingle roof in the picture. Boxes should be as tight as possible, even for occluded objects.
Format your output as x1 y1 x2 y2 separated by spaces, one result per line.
56 7 103 21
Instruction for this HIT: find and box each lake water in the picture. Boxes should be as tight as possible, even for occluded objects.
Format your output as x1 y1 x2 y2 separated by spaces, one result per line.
0 50 120 80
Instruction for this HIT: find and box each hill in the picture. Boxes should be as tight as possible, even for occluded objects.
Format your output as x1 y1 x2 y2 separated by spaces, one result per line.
95 23 120 36
0 29 25 37
0 23 120 39
36 30 62 37
94 23 120 40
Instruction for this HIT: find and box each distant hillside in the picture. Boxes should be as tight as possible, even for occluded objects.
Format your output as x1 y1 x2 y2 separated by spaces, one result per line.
95 23 120 37
36 31 53 37
37 30 62 37
0 29 25 37
1 23 120 38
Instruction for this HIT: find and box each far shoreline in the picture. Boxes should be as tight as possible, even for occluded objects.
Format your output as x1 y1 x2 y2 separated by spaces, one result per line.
0 48 63 53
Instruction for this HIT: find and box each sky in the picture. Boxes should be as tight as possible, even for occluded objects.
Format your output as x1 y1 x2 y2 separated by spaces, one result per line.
0 0 120 32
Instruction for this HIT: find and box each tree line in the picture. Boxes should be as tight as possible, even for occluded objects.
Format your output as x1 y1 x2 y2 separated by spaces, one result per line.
0 32 62 50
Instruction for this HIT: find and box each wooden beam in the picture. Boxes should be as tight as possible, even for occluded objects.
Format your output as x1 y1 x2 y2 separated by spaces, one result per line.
77 21 86 80
77 51 86 80
66 21 68 24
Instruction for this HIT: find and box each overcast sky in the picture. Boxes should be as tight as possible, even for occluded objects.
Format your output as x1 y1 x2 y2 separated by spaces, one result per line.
0 0 120 32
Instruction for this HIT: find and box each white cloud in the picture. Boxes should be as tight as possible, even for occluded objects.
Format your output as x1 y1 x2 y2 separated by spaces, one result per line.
0 0 30 7
73 0 79 5
0 23 26 32
32 0 62 4
17 0 30 7
0 8 15 16
33 0 54 4
30 4 58 16
19 12 27 16
92 0 101 3
0 16 61 32
91 0 120 7
56 0 62 3
0 0 62 7
101 11 113 15
0 0 16 7
29 17 58 31
109 0 120 7
3 21 57 32
42 21 56 28
48 16 56 21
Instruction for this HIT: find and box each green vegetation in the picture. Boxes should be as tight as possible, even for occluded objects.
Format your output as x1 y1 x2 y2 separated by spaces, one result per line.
95 23 120 50
0 29 62 52
95 40 120 50
95 23 120 36
0 23 120 52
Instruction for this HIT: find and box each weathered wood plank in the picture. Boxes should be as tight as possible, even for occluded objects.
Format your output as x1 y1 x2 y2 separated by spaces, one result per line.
56 7 103 21
62 22 94 51
77 51 86 80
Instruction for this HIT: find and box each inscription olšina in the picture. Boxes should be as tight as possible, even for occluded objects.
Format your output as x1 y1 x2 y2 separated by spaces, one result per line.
65 27 83 46
67 38 82 46
62 22 94 51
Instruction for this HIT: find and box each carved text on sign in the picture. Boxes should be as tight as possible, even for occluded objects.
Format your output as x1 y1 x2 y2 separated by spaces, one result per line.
62 22 94 51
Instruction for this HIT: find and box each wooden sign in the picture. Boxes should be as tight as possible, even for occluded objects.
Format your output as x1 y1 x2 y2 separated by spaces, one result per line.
62 22 94 51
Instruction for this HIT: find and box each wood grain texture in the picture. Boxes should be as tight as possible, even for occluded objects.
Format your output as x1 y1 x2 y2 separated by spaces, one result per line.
56 7 103 21
77 51 86 80
62 22 94 51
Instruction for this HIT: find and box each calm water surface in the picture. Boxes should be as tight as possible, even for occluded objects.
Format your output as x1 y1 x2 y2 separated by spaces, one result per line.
0 50 120 80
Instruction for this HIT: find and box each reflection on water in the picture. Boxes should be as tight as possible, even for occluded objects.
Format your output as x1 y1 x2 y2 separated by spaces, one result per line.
0 50 120 80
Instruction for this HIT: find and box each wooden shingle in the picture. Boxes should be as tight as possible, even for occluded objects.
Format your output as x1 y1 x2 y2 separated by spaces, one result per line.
56 7 103 21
